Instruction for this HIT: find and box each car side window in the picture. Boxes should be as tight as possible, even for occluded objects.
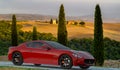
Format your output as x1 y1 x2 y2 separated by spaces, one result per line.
26 42 44 48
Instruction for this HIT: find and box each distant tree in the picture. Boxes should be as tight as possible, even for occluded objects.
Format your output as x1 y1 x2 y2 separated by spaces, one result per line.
74 22 78 25
79 21 85 26
32 26 38 40
94 4 104 66
11 14 18 46
57 4 68 46
50 19 53 24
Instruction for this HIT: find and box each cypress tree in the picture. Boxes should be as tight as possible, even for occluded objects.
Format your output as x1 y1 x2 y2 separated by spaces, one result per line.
11 14 18 46
94 4 104 66
50 18 53 24
57 4 67 46
32 26 38 40
56 19 58 24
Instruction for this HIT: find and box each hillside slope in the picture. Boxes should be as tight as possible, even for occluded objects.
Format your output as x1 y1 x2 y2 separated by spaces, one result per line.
19 21 120 41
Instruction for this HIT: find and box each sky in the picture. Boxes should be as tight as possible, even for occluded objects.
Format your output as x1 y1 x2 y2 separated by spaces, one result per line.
0 0 120 20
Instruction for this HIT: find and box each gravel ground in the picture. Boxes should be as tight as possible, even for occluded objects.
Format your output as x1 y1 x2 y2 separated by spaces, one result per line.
0 61 120 70
104 60 120 68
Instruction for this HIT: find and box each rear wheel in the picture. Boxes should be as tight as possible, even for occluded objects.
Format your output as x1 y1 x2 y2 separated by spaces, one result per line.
59 55 73 69
12 52 23 65
79 65 90 69
34 64 41 66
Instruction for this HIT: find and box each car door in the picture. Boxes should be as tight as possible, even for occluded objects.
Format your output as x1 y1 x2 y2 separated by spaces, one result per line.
38 43 59 65
23 41 43 63
31 42 58 65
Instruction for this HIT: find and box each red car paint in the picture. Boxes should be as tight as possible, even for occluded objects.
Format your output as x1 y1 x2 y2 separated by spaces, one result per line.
8 40 94 68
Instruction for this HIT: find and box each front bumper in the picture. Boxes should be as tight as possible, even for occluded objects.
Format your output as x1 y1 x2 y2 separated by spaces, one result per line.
73 57 95 66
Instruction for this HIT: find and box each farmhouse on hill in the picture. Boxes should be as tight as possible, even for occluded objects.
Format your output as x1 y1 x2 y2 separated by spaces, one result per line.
52 20 57 24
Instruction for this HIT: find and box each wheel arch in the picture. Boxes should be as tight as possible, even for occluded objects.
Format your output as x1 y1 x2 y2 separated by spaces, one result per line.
12 51 22 55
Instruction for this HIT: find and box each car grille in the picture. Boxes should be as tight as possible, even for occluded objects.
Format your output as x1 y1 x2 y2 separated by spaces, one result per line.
84 59 95 64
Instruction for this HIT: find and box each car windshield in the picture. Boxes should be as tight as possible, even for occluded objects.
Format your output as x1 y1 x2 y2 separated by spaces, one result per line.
46 41 70 50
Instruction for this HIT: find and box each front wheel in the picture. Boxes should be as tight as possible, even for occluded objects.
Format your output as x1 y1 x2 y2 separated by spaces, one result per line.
59 55 73 69
79 65 90 69
12 52 23 65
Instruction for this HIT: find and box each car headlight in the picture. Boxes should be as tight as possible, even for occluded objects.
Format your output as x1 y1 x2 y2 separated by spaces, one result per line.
72 53 78 57
72 53 82 58
77 55 82 58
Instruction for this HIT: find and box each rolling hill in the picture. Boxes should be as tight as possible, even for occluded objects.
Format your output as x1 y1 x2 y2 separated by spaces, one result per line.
17 21 120 41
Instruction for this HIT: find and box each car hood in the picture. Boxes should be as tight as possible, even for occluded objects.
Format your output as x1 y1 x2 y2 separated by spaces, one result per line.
70 50 94 59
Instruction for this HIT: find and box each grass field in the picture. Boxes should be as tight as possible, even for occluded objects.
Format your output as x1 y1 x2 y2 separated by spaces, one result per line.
18 21 120 41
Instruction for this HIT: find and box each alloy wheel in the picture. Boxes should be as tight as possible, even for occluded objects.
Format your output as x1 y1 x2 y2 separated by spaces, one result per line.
59 55 72 69
12 52 23 65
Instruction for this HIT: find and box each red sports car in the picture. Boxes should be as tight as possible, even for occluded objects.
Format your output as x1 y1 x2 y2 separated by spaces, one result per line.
8 40 95 69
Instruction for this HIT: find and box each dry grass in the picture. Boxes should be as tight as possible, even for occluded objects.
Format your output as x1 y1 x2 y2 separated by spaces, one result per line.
0 56 8 61
85 22 120 41
18 21 120 41
104 60 120 68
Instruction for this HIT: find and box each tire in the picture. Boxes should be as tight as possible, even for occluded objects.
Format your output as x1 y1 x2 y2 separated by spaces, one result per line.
12 52 23 65
34 64 41 66
59 55 73 69
79 65 90 69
